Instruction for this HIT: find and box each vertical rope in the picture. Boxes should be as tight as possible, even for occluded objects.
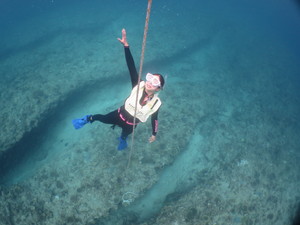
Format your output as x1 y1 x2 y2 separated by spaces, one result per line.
127 0 153 169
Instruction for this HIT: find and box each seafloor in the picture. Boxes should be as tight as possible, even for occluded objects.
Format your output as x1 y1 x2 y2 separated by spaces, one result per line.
0 1 300 225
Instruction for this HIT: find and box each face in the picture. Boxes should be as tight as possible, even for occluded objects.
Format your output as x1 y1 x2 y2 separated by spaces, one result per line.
145 80 160 91
145 73 161 92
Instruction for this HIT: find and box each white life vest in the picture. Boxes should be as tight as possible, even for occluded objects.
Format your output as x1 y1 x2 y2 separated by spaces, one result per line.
124 81 161 122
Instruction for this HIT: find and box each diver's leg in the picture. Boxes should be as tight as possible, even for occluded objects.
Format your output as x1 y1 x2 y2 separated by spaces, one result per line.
90 110 120 125
117 124 136 150
120 124 135 139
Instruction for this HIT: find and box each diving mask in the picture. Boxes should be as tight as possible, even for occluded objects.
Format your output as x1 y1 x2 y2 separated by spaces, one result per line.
146 73 161 87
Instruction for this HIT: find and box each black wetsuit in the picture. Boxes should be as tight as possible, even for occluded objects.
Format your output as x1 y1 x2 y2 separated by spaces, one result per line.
90 46 160 140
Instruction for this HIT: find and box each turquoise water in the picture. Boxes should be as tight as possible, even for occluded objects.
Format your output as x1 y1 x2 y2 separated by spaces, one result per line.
0 0 300 224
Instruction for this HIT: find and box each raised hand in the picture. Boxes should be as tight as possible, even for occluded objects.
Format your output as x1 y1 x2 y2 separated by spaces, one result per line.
117 28 129 47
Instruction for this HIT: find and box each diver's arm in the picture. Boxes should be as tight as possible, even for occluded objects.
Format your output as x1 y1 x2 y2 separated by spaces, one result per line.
118 29 138 88
124 47 138 88
149 109 159 143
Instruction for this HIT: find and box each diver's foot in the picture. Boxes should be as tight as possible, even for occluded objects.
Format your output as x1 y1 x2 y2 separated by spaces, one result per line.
117 137 128 150
72 115 91 129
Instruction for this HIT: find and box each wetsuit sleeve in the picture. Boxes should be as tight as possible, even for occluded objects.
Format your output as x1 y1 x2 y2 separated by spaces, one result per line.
124 46 139 88
151 109 159 136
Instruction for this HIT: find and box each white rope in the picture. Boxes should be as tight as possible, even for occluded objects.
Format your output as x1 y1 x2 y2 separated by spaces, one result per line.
127 0 153 169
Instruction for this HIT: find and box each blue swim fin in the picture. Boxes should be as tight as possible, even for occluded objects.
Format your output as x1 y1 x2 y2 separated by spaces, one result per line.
72 115 91 129
117 137 128 150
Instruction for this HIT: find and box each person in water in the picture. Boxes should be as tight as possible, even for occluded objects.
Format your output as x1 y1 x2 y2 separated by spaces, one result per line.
72 29 165 150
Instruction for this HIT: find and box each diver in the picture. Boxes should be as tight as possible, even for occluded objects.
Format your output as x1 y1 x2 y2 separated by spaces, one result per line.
72 29 165 150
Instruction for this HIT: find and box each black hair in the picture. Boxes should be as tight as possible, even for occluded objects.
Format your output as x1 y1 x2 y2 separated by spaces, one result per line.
153 73 165 89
